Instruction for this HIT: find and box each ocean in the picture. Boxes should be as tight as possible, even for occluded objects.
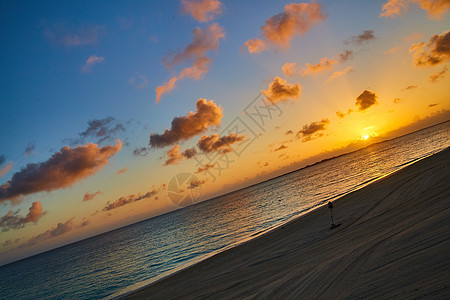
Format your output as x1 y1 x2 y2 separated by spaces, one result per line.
0 121 448 299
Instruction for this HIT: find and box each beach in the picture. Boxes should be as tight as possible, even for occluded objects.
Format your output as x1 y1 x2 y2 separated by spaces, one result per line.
123 147 450 299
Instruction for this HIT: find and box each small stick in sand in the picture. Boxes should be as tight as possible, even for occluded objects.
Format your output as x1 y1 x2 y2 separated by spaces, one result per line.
328 201 340 229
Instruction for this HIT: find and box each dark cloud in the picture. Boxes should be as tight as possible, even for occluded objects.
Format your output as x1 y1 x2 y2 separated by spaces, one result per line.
345 30 375 45
430 66 448 82
428 103 439 107
150 99 223 148
410 30 450 67
197 133 245 154
0 202 46 232
83 190 103 202
183 148 197 159
195 163 215 173
188 179 207 189
24 142 36 157
181 0 223 22
45 24 104 46
262 76 302 104
356 90 378 111
19 219 74 248
0 155 5 166
245 2 326 53
0 141 122 204
296 118 330 142
338 50 354 62
133 147 151 157
103 184 166 211
65 117 125 146
405 85 418 90
285 130 293 135
274 144 288 151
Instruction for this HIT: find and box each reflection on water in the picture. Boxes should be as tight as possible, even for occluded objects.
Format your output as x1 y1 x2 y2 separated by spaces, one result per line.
0 121 448 300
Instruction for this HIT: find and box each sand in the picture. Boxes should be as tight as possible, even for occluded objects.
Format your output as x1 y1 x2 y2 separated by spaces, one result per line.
123 148 450 299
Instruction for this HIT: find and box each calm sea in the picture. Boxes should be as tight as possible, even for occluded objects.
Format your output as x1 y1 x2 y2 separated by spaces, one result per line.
0 122 448 299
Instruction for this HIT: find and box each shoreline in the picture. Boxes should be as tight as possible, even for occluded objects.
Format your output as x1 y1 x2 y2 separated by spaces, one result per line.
121 147 450 299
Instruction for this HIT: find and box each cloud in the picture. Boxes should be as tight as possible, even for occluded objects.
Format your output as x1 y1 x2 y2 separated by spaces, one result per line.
262 76 301 104
356 90 378 111
0 202 46 232
188 179 206 189
338 50 354 62
150 99 223 148
181 0 223 22
430 65 448 82
282 62 298 77
164 145 184 166
274 144 288 151
0 155 5 166
197 133 245 154
393 97 402 103
380 0 450 19
19 219 74 248
345 30 375 45
133 147 151 157
0 141 122 204
410 30 450 67
24 142 36 157
45 24 104 46
103 184 165 211
129 75 149 90
285 130 293 135
83 190 103 202
182 148 197 158
67 117 125 146
243 38 268 54
385 46 400 54
81 55 105 73
428 103 439 107
244 2 326 53
404 33 422 41
301 57 337 76
325 66 354 83
405 85 418 90
0 162 13 179
296 118 330 142
195 163 215 173
116 167 128 175
156 24 224 102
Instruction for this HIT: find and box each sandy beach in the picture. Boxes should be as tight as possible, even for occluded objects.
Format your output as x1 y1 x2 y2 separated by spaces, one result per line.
124 147 450 299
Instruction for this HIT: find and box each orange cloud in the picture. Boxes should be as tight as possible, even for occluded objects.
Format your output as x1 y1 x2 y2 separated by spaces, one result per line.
0 141 122 204
385 46 400 54
116 167 127 175
301 57 337 76
0 201 46 231
244 2 326 53
164 145 183 166
197 133 245 154
83 190 103 202
150 99 223 148
325 66 354 83
274 144 288 151
296 118 330 142
243 38 268 54
410 30 450 67
195 163 215 173
430 66 448 82
262 76 301 103
380 0 450 19
103 184 166 211
282 62 298 77
0 162 13 179
156 24 224 102
81 55 105 73
181 0 223 22
188 179 207 189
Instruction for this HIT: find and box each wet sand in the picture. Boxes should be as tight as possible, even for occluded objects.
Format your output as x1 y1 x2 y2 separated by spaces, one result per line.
123 147 450 299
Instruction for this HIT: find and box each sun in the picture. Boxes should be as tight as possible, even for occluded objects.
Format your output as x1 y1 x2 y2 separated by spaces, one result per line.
361 134 370 140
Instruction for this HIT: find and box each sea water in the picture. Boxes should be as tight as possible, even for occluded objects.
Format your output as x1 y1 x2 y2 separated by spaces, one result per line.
0 121 448 299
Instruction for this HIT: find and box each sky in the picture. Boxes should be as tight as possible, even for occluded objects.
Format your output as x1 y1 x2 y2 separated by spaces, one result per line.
0 0 449 265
